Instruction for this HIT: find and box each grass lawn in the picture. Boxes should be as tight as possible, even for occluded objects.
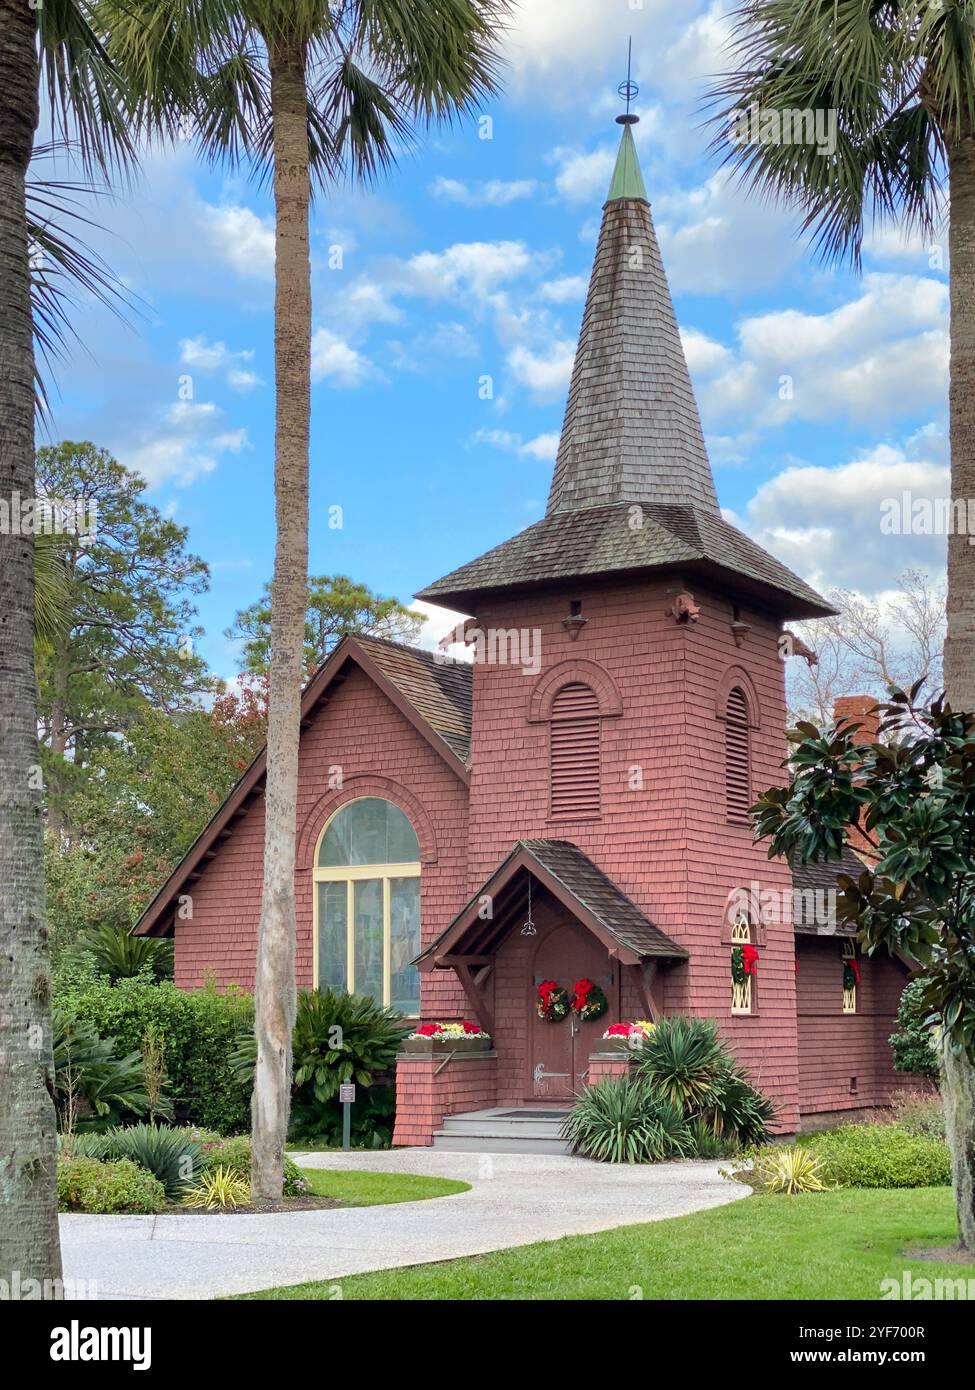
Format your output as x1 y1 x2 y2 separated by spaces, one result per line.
298 1167 469 1208
245 1187 975 1300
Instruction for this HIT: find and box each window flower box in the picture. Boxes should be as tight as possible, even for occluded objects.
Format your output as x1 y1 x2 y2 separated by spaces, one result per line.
400 1021 492 1056
594 1021 655 1055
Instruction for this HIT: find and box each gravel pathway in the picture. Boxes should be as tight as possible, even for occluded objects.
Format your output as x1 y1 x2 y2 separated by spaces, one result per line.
59 1148 747 1300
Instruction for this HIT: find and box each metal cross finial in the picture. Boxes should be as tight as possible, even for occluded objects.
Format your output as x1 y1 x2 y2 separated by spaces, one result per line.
616 37 640 126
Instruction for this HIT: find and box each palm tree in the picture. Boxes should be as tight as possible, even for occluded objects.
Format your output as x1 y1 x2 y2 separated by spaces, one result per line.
709 0 975 1249
104 0 513 1197
0 0 131 1290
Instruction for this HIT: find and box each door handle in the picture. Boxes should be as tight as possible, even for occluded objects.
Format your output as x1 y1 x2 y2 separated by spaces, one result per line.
533 1064 570 1083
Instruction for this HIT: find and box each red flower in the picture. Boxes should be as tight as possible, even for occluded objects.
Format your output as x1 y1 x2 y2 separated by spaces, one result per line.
604 1023 631 1036
741 945 760 975
414 1023 443 1037
461 1019 481 1034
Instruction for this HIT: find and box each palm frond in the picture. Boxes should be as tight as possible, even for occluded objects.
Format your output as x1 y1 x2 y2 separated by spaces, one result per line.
705 0 945 267
33 530 71 651
26 149 142 409
38 0 136 178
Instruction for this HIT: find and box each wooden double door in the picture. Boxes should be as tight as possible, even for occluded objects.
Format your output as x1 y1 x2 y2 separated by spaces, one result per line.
530 921 616 1100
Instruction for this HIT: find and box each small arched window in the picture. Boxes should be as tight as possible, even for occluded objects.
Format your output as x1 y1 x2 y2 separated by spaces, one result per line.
724 686 751 823
314 798 421 1015
550 682 601 818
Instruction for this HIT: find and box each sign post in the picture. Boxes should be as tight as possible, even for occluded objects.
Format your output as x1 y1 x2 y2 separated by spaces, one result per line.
339 1082 356 1151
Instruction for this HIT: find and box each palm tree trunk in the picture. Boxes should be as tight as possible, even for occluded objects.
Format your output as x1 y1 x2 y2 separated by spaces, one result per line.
943 134 975 1254
0 0 62 1287
946 134 975 711
250 36 310 1200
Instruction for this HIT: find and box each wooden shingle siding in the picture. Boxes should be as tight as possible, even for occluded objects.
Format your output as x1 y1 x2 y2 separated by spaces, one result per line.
725 687 751 823
550 683 600 818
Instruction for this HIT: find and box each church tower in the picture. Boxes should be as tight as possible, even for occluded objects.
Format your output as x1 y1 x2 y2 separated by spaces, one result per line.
417 109 834 1129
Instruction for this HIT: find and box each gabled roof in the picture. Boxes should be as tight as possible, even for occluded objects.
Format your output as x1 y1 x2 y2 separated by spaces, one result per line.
417 120 834 623
416 501 834 619
792 846 868 936
133 635 472 937
416 838 687 969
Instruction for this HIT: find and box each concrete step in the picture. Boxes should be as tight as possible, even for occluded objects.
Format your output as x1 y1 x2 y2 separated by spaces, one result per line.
431 1130 572 1155
432 1107 573 1155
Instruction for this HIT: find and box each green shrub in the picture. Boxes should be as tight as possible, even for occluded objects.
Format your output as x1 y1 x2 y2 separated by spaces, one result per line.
57 1157 166 1214
634 1015 776 1148
890 980 941 1079
561 1075 693 1164
233 988 406 1145
55 975 253 1133
199 1135 306 1196
53 1001 150 1128
889 1089 945 1141
808 1124 951 1188
103 1124 203 1200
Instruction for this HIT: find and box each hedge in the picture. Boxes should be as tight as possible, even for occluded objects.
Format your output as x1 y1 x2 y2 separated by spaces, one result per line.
807 1124 951 1189
55 975 253 1134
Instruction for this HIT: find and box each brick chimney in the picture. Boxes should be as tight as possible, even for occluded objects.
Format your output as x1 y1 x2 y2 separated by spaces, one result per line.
834 694 880 745
833 695 878 857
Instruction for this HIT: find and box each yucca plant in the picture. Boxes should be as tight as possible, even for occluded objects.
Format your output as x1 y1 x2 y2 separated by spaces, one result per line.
756 1146 827 1196
705 1060 778 1148
634 1016 728 1111
105 1123 203 1200
561 1076 692 1165
183 1166 251 1211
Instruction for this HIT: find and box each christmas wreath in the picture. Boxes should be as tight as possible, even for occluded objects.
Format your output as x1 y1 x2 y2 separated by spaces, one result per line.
536 979 570 1021
843 957 861 991
571 977 608 1021
731 944 760 983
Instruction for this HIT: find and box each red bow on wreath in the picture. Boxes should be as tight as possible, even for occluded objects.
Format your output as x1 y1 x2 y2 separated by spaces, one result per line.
538 980 559 1006
741 945 760 975
572 978 594 1011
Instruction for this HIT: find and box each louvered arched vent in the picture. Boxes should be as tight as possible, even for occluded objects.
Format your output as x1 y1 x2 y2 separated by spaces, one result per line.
550 682 601 818
725 686 751 824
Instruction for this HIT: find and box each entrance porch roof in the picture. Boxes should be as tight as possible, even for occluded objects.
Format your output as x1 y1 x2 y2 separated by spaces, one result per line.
416 839 687 970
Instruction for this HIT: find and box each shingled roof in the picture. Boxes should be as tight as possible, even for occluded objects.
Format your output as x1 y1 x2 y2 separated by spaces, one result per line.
353 635 472 763
791 846 869 937
416 838 687 968
417 120 834 622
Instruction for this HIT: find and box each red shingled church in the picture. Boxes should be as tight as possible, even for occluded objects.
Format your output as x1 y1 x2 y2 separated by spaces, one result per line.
136 119 912 1149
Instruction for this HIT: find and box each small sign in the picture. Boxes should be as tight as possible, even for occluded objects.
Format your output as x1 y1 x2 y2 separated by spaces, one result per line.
339 1083 356 1104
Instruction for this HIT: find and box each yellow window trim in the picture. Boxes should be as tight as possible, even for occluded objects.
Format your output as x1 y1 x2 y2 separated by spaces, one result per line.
312 864 421 1006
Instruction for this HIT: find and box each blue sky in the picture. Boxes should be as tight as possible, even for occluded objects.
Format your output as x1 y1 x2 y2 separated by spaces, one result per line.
40 0 950 682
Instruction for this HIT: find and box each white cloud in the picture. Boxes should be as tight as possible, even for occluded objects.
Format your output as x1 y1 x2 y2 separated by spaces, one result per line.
507 341 576 399
552 146 617 204
430 176 537 207
472 428 560 461
409 600 472 656
698 274 948 431
202 204 275 279
737 437 949 595
179 335 263 392
310 328 375 388
388 321 479 371
539 274 588 303
680 326 733 376
121 400 249 488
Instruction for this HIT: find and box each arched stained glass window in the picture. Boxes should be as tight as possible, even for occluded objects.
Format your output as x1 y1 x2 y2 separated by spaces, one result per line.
313 798 421 1015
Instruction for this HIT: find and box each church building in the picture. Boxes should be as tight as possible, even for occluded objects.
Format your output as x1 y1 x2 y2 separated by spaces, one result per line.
136 117 912 1147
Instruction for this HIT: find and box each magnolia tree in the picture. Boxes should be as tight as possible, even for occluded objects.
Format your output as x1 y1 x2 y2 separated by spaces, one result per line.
753 686 975 1252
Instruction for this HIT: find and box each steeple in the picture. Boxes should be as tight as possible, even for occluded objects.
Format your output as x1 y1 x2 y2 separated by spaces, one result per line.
546 116 720 516
416 59 834 623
